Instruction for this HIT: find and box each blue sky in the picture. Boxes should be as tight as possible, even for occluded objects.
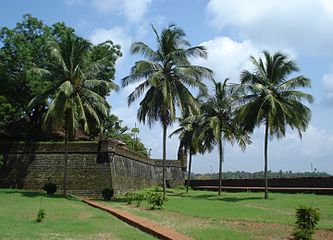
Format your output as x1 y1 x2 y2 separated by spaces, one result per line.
1 0 333 174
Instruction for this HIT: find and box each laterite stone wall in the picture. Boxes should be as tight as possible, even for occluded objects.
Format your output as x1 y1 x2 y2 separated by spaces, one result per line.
0 141 186 196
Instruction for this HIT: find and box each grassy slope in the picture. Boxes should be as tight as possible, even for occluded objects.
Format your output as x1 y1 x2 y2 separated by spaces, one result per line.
0 189 155 240
102 190 333 240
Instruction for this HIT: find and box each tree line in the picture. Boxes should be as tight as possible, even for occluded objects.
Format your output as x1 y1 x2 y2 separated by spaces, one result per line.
193 171 331 180
0 15 314 199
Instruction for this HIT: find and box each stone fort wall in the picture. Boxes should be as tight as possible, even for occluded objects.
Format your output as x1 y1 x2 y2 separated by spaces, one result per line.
0 141 186 196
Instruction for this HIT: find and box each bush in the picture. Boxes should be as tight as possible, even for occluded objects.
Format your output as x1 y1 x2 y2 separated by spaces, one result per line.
42 182 57 195
147 192 167 209
134 191 146 207
125 191 146 207
125 191 136 205
293 205 320 240
102 188 114 201
36 209 46 223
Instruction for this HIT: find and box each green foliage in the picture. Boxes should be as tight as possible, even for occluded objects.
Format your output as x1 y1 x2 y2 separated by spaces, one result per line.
193 171 331 180
122 24 213 195
36 208 46 223
134 191 146 207
197 79 251 195
125 191 147 207
125 191 136 205
236 51 313 199
0 154 4 167
42 182 57 195
101 188 114 201
103 114 151 157
147 191 167 209
293 206 320 240
0 14 121 140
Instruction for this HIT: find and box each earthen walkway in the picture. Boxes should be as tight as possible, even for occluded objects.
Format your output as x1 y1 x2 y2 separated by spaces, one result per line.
82 199 193 240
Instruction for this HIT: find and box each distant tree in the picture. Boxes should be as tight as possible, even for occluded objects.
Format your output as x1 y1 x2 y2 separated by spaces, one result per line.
192 171 331 180
200 79 250 195
29 32 117 194
103 114 151 157
236 51 313 199
122 24 212 195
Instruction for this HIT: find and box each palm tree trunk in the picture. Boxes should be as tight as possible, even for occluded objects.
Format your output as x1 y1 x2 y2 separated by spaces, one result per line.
64 128 68 196
264 121 269 199
162 124 167 195
218 138 223 196
186 149 192 193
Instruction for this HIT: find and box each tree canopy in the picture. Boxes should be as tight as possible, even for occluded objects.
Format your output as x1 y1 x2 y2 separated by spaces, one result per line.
0 14 121 140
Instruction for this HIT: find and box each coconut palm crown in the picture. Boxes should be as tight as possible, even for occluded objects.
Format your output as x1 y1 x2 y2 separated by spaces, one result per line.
200 79 250 195
29 32 118 194
122 24 213 194
236 50 314 199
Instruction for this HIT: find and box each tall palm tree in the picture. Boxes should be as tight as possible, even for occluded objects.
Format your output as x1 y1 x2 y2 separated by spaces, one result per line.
170 115 200 192
200 79 250 195
122 24 213 195
30 32 116 195
236 51 313 199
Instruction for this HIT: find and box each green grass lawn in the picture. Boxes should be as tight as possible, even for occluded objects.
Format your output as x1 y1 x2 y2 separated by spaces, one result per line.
0 188 155 240
100 189 333 240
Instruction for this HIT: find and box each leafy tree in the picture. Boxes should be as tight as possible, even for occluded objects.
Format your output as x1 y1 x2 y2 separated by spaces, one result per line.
102 114 151 157
30 32 118 194
200 79 250 195
170 113 214 192
122 24 213 195
0 14 121 140
236 51 313 199
0 14 57 136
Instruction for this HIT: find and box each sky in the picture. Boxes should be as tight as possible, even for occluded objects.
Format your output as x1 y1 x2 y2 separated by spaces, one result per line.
1 0 333 174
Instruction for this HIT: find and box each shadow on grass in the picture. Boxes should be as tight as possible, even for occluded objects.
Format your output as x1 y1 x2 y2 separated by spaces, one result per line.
1 189 79 201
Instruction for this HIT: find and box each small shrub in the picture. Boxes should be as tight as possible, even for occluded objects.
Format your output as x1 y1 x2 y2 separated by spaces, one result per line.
36 209 46 223
147 192 167 209
176 185 186 191
125 191 136 205
42 182 57 195
154 186 161 192
293 205 320 240
134 191 146 207
125 191 146 207
102 188 114 201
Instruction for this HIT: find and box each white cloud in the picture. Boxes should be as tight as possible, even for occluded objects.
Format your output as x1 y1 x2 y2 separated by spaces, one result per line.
89 26 132 68
89 26 131 48
323 73 333 101
193 37 260 82
64 0 85 6
206 0 333 55
91 0 153 23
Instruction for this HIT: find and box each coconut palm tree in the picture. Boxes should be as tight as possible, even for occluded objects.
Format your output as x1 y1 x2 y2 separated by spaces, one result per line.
170 115 199 192
200 79 250 195
122 24 213 195
30 32 116 195
236 51 313 199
